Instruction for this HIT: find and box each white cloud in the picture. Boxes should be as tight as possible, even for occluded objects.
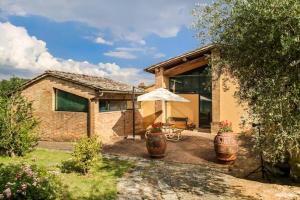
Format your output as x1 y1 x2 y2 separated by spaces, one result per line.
104 46 158 59
115 47 142 52
154 53 166 59
0 0 198 43
95 36 113 46
0 22 151 84
104 50 137 59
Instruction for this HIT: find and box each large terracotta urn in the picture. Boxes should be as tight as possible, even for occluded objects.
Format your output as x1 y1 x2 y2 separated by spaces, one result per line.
145 131 167 158
214 132 238 163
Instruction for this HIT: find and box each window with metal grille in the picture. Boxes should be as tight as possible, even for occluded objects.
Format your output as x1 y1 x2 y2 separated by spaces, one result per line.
55 89 88 112
99 100 140 112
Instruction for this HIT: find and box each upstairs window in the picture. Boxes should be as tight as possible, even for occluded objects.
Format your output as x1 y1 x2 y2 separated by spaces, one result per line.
55 89 88 112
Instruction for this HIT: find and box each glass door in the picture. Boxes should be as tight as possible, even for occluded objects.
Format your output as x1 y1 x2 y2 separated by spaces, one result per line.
199 94 212 128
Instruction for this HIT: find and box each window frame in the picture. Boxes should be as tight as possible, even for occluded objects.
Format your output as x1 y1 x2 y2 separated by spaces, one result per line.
54 89 88 113
169 65 212 95
99 99 141 112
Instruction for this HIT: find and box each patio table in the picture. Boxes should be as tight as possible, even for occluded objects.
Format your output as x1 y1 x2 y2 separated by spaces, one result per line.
162 122 184 141
162 122 175 134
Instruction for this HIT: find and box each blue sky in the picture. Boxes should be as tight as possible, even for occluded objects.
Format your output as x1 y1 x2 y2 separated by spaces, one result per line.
0 0 207 84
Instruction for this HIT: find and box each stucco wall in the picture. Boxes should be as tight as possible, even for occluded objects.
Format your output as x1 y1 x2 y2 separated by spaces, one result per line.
140 85 162 129
143 49 249 134
167 94 199 127
219 76 247 133
141 101 156 129
22 76 93 141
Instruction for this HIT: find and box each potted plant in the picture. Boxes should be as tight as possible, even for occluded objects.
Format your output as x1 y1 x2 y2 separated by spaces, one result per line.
145 122 167 157
214 120 238 163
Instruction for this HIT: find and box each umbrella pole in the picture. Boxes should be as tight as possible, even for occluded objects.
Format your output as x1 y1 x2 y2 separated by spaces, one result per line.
132 86 135 139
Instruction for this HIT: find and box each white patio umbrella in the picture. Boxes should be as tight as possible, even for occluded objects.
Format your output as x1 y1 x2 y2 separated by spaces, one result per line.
137 88 190 122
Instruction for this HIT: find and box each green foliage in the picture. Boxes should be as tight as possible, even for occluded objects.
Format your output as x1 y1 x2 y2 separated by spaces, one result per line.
218 120 233 133
149 122 163 133
0 77 38 157
0 78 27 98
61 137 101 174
193 0 300 169
0 148 133 200
0 163 64 200
0 92 38 157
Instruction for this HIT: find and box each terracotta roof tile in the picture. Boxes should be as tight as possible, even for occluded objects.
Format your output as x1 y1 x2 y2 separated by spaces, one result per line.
23 70 143 93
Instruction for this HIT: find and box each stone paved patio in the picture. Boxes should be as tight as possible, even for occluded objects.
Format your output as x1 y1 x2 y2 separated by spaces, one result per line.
110 155 300 200
102 131 260 179
38 141 300 199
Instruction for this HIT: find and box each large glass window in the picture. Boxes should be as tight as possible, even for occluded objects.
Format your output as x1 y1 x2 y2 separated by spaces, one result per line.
169 66 211 95
55 89 88 112
169 66 212 128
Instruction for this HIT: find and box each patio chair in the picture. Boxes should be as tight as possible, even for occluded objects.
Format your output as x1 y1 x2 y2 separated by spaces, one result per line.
163 117 188 141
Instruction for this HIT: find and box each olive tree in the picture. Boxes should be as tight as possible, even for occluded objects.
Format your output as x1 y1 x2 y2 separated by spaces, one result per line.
192 0 300 177
0 77 27 97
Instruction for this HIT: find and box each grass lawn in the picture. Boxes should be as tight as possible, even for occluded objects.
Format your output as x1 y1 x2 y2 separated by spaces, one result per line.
0 148 133 200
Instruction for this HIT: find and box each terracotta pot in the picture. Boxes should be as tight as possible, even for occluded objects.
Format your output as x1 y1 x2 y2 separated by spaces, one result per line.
145 131 167 157
214 132 238 163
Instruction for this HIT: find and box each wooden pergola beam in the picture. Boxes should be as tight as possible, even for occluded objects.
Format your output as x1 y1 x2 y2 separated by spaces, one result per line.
163 56 208 77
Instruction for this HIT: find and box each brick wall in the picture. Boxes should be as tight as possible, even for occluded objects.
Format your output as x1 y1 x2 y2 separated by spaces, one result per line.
22 75 144 143
95 109 144 144
22 76 94 141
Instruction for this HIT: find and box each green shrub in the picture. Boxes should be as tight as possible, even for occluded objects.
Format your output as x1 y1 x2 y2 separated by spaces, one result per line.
61 137 101 174
0 163 64 200
0 92 38 157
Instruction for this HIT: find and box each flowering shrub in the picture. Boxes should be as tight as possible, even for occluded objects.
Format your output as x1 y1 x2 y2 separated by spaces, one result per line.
0 163 64 200
218 120 233 133
61 137 101 174
150 122 163 133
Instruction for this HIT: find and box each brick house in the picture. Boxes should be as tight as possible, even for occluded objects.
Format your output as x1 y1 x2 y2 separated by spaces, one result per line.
21 70 144 143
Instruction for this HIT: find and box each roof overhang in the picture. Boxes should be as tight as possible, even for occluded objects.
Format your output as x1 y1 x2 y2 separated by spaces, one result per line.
20 72 144 95
144 44 215 74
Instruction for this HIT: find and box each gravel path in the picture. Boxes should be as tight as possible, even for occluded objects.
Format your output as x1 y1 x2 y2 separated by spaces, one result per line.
109 155 300 200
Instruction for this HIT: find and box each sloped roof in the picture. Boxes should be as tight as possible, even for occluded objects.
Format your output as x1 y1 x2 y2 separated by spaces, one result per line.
22 70 143 93
145 44 215 73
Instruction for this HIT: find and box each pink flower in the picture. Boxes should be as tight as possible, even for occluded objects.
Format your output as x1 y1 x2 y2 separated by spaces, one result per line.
21 183 27 191
50 170 60 176
5 182 13 188
22 165 33 177
4 188 11 198
15 172 21 180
